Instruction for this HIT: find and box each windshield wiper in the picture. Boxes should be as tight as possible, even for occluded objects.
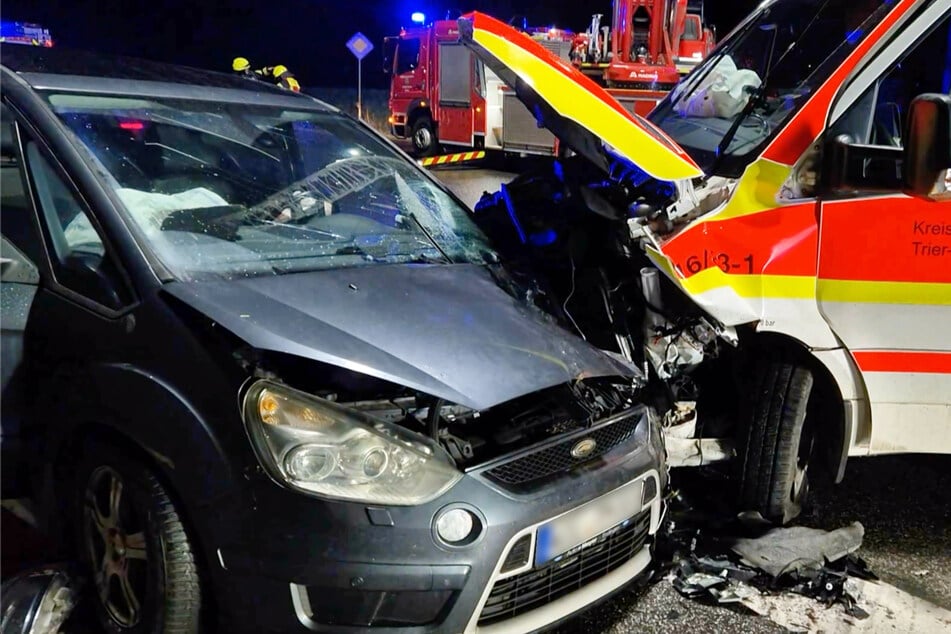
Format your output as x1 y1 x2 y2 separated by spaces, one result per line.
707 0 833 176
391 252 447 264
335 244 376 259
707 85 769 175
404 212 451 263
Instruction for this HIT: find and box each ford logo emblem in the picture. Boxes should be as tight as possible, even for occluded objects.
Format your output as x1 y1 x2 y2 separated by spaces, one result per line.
570 438 597 460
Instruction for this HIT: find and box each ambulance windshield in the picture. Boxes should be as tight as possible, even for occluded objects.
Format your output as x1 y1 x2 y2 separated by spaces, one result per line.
649 0 894 177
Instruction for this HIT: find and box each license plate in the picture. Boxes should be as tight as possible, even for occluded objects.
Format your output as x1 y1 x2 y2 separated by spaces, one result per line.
534 479 644 567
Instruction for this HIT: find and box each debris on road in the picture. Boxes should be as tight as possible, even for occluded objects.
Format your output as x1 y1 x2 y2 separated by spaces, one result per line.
655 484 951 633
740 577 951 633
664 501 875 616
727 521 865 578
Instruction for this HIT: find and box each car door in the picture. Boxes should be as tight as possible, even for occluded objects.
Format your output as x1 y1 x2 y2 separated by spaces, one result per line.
817 6 951 454
2 90 140 466
0 238 39 495
436 42 475 146
0 105 43 496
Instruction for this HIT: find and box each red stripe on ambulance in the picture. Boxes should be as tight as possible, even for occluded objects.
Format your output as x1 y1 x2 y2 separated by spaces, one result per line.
853 350 951 374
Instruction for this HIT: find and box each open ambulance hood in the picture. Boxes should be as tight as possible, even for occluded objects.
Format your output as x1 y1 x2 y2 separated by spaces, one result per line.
458 12 703 183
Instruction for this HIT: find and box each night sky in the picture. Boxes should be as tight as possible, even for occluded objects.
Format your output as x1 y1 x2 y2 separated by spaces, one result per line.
3 1 758 88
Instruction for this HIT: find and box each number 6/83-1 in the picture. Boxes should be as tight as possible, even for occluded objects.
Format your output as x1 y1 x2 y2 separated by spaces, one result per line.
684 251 754 275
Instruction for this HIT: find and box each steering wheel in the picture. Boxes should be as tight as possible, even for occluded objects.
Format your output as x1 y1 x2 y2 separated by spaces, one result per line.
274 155 407 225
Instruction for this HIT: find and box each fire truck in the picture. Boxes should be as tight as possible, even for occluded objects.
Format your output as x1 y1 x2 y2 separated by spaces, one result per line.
383 15 575 157
0 21 54 47
385 3 714 157
570 0 716 116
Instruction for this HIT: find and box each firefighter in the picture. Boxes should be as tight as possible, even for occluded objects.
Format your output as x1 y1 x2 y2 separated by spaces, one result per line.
264 65 301 92
232 59 301 92
232 57 263 80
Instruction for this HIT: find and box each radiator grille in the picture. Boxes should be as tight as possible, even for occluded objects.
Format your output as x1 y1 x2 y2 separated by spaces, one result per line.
478 509 651 626
485 414 642 490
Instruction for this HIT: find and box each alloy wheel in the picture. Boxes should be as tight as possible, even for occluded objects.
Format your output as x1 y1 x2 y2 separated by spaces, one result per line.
83 466 149 628
414 126 433 151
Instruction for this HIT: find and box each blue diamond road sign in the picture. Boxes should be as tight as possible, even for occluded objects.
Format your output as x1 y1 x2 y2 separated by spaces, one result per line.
346 32 374 60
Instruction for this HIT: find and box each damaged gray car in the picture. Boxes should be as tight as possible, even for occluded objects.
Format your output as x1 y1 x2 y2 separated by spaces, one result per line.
0 43 668 632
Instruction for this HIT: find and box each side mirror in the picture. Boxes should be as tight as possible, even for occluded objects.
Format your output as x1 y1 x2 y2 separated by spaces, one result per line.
823 134 902 193
60 251 126 311
903 93 951 199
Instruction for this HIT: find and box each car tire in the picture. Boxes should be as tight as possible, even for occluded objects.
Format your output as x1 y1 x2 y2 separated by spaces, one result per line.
74 441 201 634
411 116 437 156
735 354 816 525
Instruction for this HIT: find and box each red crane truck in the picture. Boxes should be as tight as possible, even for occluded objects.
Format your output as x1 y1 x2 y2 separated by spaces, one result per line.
570 0 716 115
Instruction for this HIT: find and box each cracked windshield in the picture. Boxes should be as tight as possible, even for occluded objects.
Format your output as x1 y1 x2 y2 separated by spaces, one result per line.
44 92 495 280
649 0 891 176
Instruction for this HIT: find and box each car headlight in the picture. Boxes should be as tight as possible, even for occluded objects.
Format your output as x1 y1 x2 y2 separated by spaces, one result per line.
242 380 462 505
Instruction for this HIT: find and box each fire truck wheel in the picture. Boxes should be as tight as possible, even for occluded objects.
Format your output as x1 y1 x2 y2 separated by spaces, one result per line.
735 354 817 525
411 117 437 156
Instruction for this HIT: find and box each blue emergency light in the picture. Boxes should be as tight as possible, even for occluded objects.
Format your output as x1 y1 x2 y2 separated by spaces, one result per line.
411 12 426 24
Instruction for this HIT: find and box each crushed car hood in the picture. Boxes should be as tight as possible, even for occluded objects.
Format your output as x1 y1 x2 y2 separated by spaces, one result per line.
458 11 703 183
164 263 640 410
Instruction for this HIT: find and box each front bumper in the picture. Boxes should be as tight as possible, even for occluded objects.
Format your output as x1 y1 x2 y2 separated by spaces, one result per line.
389 112 407 139
216 406 667 633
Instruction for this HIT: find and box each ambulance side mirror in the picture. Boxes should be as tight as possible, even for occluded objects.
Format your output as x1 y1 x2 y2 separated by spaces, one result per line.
823 135 902 193
903 93 951 199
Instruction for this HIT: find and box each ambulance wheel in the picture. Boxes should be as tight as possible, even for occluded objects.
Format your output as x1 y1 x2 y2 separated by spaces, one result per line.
75 440 202 633
411 117 437 156
735 354 817 525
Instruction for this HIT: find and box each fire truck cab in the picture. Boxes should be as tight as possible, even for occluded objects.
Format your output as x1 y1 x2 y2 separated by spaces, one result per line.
675 2 716 73
384 18 573 157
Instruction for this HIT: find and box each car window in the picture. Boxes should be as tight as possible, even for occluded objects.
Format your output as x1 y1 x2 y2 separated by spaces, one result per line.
0 234 39 284
831 13 951 148
651 0 895 177
683 15 701 41
24 142 131 310
397 38 421 74
0 106 44 269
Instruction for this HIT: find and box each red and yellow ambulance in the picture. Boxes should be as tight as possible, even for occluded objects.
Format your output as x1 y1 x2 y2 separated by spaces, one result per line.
461 0 950 523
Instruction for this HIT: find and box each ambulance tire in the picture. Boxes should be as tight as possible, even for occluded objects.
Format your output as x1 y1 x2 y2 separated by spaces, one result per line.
74 440 202 634
735 355 816 525
411 117 437 156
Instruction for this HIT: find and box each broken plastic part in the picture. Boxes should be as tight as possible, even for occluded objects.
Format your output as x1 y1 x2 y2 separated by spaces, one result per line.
727 522 865 578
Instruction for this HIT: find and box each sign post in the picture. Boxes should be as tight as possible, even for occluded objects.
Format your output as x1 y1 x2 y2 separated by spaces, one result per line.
346 32 374 121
